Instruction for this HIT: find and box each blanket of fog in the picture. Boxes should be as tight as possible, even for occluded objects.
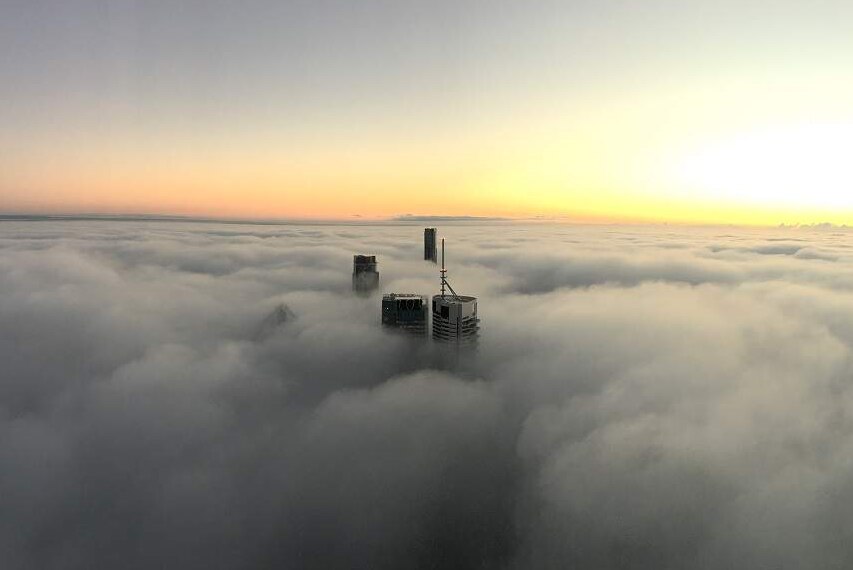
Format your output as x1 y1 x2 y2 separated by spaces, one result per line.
3 220 853 569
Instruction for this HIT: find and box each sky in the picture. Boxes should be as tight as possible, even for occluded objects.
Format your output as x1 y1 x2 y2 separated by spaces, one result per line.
6 220 853 568
2 1 853 223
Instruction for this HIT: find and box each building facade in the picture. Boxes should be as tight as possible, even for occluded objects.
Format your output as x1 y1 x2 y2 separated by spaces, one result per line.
431 294 479 345
382 293 428 335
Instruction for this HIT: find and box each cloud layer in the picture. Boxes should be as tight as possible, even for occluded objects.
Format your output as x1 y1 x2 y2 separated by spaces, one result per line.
2 220 853 569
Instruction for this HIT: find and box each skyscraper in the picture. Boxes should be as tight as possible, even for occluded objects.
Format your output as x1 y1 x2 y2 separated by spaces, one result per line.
431 295 479 344
424 227 438 263
381 293 428 336
431 239 479 345
352 254 379 294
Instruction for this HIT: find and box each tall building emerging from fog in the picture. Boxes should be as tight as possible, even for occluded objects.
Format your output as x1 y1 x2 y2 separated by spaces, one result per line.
432 295 479 344
352 255 379 294
424 228 438 262
382 293 428 336
431 239 479 345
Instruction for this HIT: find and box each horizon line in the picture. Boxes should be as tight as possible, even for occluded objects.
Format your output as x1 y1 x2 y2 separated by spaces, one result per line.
0 211 845 230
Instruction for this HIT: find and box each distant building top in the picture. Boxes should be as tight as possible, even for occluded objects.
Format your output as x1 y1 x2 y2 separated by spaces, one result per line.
353 254 377 267
424 228 438 262
353 254 379 294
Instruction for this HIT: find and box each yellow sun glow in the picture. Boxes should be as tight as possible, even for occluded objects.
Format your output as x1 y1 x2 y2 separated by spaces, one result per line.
675 123 853 210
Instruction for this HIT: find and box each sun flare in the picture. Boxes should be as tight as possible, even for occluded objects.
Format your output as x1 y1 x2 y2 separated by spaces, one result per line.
675 123 853 210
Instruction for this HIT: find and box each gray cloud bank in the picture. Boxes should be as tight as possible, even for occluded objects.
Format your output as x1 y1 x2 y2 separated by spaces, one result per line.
2 221 853 569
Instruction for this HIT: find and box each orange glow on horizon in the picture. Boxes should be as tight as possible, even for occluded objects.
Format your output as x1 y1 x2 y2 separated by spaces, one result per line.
5 82 853 226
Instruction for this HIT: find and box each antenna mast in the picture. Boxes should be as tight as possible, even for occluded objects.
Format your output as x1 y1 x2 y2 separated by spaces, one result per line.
439 238 459 299
440 238 446 297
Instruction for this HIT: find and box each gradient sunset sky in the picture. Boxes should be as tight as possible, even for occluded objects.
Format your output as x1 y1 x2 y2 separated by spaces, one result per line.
2 0 852 224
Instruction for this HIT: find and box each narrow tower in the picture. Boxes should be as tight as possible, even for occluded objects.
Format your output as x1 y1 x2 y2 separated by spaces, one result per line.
424 227 438 262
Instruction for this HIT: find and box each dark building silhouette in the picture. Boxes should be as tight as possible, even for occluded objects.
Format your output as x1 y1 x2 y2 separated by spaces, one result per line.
424 227 438 262
255 303 296 340
352 254 379 294
382 293 428 336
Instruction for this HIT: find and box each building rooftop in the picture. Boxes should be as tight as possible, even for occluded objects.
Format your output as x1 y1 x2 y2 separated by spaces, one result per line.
383 293 425 299
434 295 477 304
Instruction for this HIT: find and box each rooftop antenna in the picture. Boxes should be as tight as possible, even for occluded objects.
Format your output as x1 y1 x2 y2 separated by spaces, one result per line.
439 238 459 299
